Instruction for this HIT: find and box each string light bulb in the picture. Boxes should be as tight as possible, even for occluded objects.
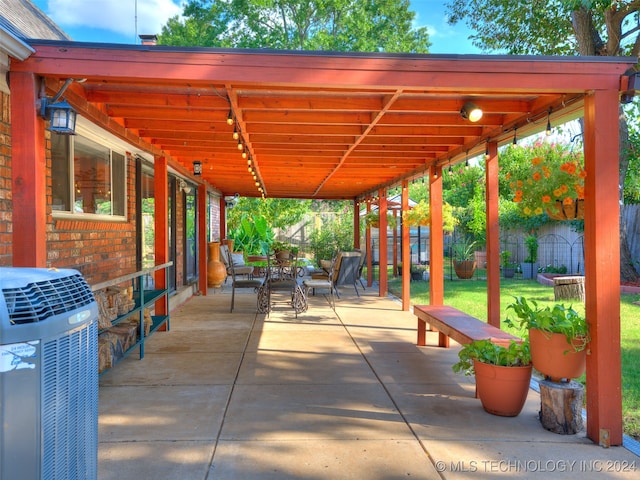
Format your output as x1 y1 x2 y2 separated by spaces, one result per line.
513 128 518 145
232 127 239 140
545 108 553 136
237 140 243 151
226 110 234 126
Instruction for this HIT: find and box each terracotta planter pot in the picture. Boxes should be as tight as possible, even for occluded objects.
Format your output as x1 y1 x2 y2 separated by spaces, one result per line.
529 328 587 382
473 360 532 417
454 260 476 279
207 242 227 288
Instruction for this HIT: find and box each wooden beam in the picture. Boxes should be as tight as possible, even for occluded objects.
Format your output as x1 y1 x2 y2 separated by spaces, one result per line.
10 71 47 267
583 90 622 446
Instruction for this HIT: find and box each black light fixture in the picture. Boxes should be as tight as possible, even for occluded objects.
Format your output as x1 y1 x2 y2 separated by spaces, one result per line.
545 108 553 136
465 151 469 169
460 101 483 122
226 110 234 125
485 144 490 160
38 78 78 135
448 164 453 175
513 127 518 145
193 160 202 176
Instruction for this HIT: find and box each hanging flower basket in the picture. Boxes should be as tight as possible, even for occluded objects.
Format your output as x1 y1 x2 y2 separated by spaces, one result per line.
546 198 585 221
508 143 586 220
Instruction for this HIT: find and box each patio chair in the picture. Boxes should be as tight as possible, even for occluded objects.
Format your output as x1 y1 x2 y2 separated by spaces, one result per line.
302 256 336 310
333 251 361 298
220 244 254 282
310 251 361 298
225 247 264 313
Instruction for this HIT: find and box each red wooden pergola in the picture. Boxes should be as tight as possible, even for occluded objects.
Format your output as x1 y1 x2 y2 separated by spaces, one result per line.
9 41 637 445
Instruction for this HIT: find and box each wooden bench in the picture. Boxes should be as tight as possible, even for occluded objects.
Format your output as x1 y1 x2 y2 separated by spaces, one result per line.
414 305 520 348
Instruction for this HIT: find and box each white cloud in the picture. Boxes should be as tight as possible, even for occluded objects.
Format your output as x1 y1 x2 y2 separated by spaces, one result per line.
47 0 182 37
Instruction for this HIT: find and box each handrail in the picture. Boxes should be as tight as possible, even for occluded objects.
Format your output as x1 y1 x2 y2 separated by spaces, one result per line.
90 262 173 292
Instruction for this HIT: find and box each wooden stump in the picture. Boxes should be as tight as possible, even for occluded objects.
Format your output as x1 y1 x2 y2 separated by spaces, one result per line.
539 379 584 434
553 275 585 302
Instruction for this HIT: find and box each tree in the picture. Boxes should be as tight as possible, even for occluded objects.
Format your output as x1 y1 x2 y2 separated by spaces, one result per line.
446 0 640 281
160 0 431 53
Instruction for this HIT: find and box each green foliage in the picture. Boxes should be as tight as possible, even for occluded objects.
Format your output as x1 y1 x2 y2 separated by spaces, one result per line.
500 250 516 268
452 339 531 376
505 296 590 350
227 214 274 255
524 234 538 263
227 198 311 231
309 213 354 265
160 0 430 53
363 211 398 228
624 100 640 204
451 236 476 261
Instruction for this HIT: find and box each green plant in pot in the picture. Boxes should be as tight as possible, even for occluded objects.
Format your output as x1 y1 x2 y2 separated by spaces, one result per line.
451 237 476 279
453 339 532 417
506 297 590 382
500 250 517 278
521 234 539 279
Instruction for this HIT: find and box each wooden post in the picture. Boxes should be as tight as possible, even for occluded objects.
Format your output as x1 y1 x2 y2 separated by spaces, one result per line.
10 72 47 267
198 184 208 296
583 90 622 445
486 141 500 328
429 165 444 306
401 180 410 310
378 188 388 297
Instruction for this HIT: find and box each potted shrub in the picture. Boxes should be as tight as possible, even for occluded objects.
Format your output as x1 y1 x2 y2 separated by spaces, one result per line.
521 234 539 279
500 250 517 278
451 237 476 279
411 264 426 281
453 339 532 417
506 297 590 382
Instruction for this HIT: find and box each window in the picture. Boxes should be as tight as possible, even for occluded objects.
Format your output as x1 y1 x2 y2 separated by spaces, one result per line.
51 128 127 219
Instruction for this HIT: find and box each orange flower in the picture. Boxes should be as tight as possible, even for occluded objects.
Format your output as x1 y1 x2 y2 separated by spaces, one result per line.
508 144 585 218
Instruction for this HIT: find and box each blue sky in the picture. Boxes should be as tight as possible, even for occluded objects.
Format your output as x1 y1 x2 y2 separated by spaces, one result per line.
30 0 483 54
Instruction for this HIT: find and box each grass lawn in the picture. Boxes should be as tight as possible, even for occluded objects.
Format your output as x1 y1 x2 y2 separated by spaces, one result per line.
386 275 640 441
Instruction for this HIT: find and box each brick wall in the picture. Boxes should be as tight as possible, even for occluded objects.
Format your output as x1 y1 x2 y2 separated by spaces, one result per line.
0 91 11 266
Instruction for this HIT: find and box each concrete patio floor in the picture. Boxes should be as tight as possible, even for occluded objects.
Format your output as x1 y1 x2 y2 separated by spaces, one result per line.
98 285 639 479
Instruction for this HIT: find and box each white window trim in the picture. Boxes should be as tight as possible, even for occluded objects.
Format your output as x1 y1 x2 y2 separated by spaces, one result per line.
52 117 150 221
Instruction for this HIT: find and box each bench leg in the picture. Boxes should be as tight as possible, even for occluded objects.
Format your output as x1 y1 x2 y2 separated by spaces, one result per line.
438 331 450 348
417 318 426 346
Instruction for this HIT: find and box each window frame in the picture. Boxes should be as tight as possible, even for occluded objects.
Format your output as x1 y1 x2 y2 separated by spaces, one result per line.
51 117 143 222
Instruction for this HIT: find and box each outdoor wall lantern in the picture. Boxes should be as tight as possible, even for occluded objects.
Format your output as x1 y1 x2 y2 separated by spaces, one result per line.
193 160 202 176
40 98 76 135
460 101 483 122
38 78 79 135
